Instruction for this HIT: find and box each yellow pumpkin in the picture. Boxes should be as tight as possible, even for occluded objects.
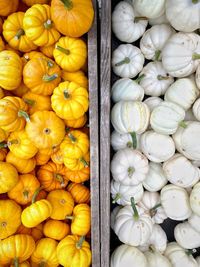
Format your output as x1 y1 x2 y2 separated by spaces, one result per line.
16 223 43 242
47 189 74 220
25 111 65 150
23 0 49 6
0 128 8 142
6 151 36 174
39 44 54 59
8 130 38 159
23 92 51 115
0 17 3 33
22 51 44 63
8 174 40 205
0 87 4 99
0 161 19 194
35 150 51 166
0 200 21 239
0 148 8 161
51 149 64 165
23 4 60 47
51 81 89 120
63 151 90 171
12 82 29 98
0 50 22 90
57 235 91 267
62 70 88 88
10 261 30 267
0 0 19 16
3 12 37 52
67 183 90 204
0 234 35 266
51 0 94 37
31 238 59 267
53 36 87 72
0 36 5 52
43 219 70 240
23 57 61 96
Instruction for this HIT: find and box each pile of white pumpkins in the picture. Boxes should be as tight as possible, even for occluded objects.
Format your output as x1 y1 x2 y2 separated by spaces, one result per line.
110 0 200 266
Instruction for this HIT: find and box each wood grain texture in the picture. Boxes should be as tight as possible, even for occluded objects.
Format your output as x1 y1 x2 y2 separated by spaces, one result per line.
88 1 100 266
100 0 111 266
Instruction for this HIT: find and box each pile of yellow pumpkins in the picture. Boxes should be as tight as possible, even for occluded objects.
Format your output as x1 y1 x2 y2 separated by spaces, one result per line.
0 0 94 266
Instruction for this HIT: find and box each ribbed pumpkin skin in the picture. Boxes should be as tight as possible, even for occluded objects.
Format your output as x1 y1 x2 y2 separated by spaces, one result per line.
61 70 88 88
22 0 49 6
0 0 19 16
0 161 19 194
43 219 70 240
67 183 90 204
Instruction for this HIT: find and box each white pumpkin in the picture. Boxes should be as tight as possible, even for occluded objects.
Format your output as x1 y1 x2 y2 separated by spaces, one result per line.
163 153 200 188
145 250 172 267
188 213 200 233
165 242 198 267
111 179 144 205
139 62 174 97
140 24 175 61
140 130 175 163
111 78 144 103
111 148 149 186
175 222 200 249
111 206 122 231
196 64 200 89
138 191 167 224
133 0 165 19
161 184 192 221
192 160 200 167
166 0 200 32
112 44 145 78
112 1 148 43
144 97 163 113
111 130 140 151
190 182 200 216
165 78 199 111
162 32 200 78
185 109 197 121
150 101 185 135
111 245 147 267
196 257 200 266
143 162 168 192
173 121 200 161
193 98 200 121
148 12 169 26
111 101 150 134
114 198 153 246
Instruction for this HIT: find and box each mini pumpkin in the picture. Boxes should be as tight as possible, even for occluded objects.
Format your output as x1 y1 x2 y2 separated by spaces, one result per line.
61 70 88 88
0 161 19 194
43 219 70 240
40 43 55 58
64 114 87 129
67 183 90 204
22 0 49 6
0 0 19 16
63 151 90 171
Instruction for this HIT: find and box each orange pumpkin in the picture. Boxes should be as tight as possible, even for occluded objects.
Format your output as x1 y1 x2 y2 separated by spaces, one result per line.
0 87 4 99
31 223 44 241
23 92 51 115
63 151 90 171
23 0 49 6
40 43 55 59
35 150 51 166
22 51 44 63
0 127 8 142
51 149 64 165
0 161 19 194
43 219 70 240
67 183 90 204
0 17 3 33
65 165 90 183
0 0 19 16
61 70 88 88
12 82 29 98
0 148 7 161
0 35 5 52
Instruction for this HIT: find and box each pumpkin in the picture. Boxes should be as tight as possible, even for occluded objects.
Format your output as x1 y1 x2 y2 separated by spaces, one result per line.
51 149 64 165
0 128 8 142
0 50 22 90
31 238 59 267
6 151 36 174
144 97 163 113
65 165 90 183
23 4 60 47
188 213 200 234
112 44 144 78
40 44 54 59
8 130 38 159
23 92 51 115
111 206 122 231
0 199 21 239
43 220 70 240
190 182 200 216
57 235 91 267
149 13 169 26
0 36 5 52
4 44 21 55
63 151 90 171
51 81 89 120
64 114 87 129
67 203 90 236
12 82 29 98
23 0 49 6
51 0 94 37
0 148 7 161
67 183 90 204
0 0 19 16
112 1 148 43
196 64 200 89
140 24 175 61
8 174 40 205
0 234 35 266
35 150 51 166
193 98 200 120
23 57 61 96
0 17 3 33
11 261 30 267
133 0 165 19
61 70 88 88
47 189 74 220
37 161 69 191
25 110 65 149
145 250 172 267
22 51 44 63
111 130 140 151
111 148 149 186
3 12 37 52
0 161 19 194
16 224 43 241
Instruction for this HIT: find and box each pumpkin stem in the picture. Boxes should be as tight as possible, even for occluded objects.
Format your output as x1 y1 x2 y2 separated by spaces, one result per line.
192 53 200 60
115 57 130 67
13 258 19 267
24 98 36 106
127 141 133 148
7 139 19 146
134 16 148 23
18 110 30 122
32 187 43 204
135 74 145 84
150 203 162 217
44 19 53 29
157 75 169 80
186 248 197 255
130 132 137 149
60 0 73 9
39 262 46 267
128 166 135 178
64 90 70 99
80 157 89 167
43 73 58 82
65 126 71 133
131 197 139 220
154 50 161 61
23 190 29 199
179 121 187 128
76 236 85 249
15 28 25 40
55 173 65 187
56 45 70 55
66 215 74 220
0 142 7 148
112 193 121 204
192 0 199 4
68 133 77 142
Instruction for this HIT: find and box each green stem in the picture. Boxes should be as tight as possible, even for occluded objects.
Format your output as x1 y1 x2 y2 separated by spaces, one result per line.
186 248 197 255
68 133 76 142
179 121 187 128
24 98 36 106
43 73 58 82
135 74 145 84
80 158 89 167
134 16 148 23
14 258 19 267
55 173 65 186
23 190 29 199
127 141 133 148
157 75 169 80
43 19 53 29
39 262 46 267
192 0 199 4
192 53 200 60
65 126 71 133
15 28 25 40
154 50 161 61
115 57 130 67
128 166 135 178
130 132 137 149
0 142 7 148
131 197 139 221
112 193 121 204
60 0 73 9
150 203 162 217
18 110 30 122
32 187 43 204
7 139 19 146
76 236 85 249
64 90 70 99
56 45 70 55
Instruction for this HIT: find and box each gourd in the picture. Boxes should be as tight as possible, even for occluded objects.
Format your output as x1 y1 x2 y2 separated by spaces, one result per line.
166 0 200 32
140 130 175 162
111 148 149 186
143 162 168 192
164 78 199 110
111 244 147 267
112 44 144 78
163 154 200 188
111 130 140 151
140 24 174 61
111 206 122 231
150 101 185 135
162 32 200 78
0 161 19 194
63 152 90 174
133 0 165 19
145 250 172 267
40 44 54 59
190 182 200 216
0 0 19 16
144 97 163 113
43 219 70 240
193 98 200 121
111 179 144 205
61 70 88 89
111 101 150 134
111 78 144 103
114 197 153 246
67 183 90 204
112 1 148 43
161 184 192 220
64 114 87 129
